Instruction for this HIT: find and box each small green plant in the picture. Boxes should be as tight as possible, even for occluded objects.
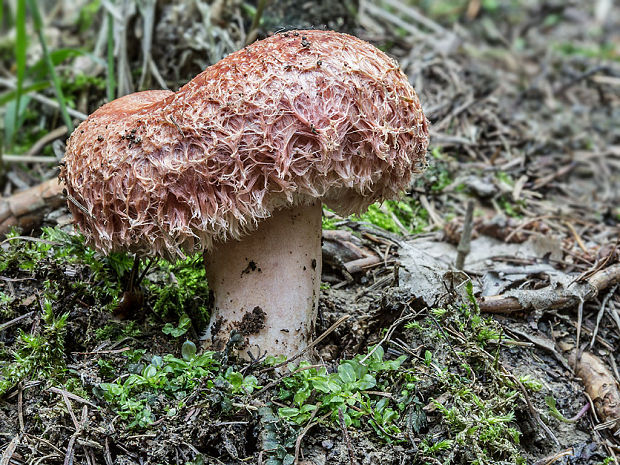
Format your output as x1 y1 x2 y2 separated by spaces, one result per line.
404 320 423 331
0 299 68 395
97 341 258 429
545 396 578 423
98 341 219 428
277 346 406 436
431 383 522 464
95 320 142 341
321 209 338 230
520 375 543 392
352 199 429 235
162 313 192 337
259 406 298 465
420 438 454 455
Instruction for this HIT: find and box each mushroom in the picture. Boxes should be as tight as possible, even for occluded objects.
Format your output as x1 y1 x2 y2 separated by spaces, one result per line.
61 30 429 358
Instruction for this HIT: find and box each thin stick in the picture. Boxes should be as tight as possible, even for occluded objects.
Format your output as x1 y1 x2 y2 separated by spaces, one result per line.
49 387 98 408
2 155 58 164
26 126 67 157
455 200 474 270
0 311 34 333
260 314 350 373
0 77 87 121
590 284 618 349
293 406 324 464
17 383 24 432
339 408 357 465
359 312 416 365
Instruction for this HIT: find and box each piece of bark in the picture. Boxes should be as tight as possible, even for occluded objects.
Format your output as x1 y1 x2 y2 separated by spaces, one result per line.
570 350 620 431
0 177 65 235
479 264 620 314
344 255 383 274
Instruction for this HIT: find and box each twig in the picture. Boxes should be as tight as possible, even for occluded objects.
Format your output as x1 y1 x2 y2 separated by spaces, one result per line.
344 255 382 274
2 155 59 164
18 383 24 432
26 126 68 157
564 221 588 253
49 387 98 408
260 315 350 373
575 298 584 369
104 438 114 465
379 0 448 34
339 408 357 465
293 405 324 464
479 264 620 314
515 377 560 446
61 390 80 430
359 312 415 365
72 346 131 355
590 284 618 349
419 195 444 228
363 2 426 39
0 311 35 333
455 200 474 270
0 434 21 465
0 77 87 121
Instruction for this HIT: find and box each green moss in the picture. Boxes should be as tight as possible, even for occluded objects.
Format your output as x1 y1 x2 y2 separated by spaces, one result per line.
352 199 430 235
147 254 211 334
0 299 68 395
402 282 525 464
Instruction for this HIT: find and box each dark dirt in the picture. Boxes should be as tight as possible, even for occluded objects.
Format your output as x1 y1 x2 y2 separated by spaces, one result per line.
238 306 267 336
241 261 260 276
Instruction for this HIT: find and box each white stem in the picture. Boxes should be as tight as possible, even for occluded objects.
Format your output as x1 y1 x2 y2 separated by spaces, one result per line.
201 201 322 358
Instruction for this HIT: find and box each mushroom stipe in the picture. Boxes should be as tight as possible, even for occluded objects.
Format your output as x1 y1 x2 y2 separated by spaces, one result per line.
61 30 429 358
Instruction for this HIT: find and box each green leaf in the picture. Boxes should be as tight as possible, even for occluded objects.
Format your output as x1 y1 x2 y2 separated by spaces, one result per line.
312 378 332 393
162 314 192 337
338 363 357 384
370 345 385 361
278 407 299 419
99 383 123 396
142 364 157 379
299 404 317 414
545 395 576 423
293 383 311 406
106 7 115 101
226 371 243 391
357 374 377 390
181 340 196 361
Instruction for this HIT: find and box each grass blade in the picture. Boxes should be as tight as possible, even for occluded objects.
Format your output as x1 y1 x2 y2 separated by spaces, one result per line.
107 10 116 101
26 0 74 133
8 0 28 148
0 81 50 106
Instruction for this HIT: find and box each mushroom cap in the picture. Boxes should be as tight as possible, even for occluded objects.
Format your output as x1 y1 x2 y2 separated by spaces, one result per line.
61 30 429 259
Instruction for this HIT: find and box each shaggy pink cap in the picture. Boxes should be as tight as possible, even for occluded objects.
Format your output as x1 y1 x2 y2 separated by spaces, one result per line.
61 30 429 259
